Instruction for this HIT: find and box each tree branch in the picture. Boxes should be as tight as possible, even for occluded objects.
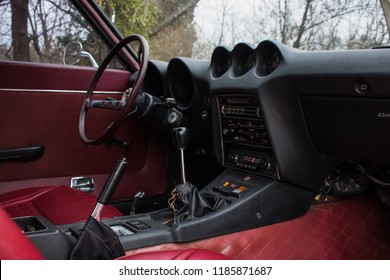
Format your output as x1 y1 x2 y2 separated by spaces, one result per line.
380 0 390 35
293 0 313 48
149 0 200 37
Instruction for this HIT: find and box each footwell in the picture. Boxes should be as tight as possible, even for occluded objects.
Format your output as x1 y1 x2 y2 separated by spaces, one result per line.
125 190 390 259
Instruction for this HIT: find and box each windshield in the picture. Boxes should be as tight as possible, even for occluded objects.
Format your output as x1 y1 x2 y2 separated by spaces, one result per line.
98 0 390 61
1 0 388 64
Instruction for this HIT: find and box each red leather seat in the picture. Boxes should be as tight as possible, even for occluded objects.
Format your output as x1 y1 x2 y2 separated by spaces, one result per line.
118 249 230 260
0 203 45 260
0 186 122 225
0 205 229 260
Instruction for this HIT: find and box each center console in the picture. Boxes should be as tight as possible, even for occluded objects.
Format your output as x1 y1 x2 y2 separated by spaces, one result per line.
58 168 312 253
19 167 313 259
216 94 279 178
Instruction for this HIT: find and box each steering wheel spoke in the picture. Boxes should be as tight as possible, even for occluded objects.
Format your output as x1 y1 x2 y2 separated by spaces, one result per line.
87 99 123 110
79 35 149 145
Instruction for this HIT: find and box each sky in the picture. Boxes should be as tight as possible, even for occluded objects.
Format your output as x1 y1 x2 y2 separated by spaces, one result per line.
194 0 259 45
192 0 388 58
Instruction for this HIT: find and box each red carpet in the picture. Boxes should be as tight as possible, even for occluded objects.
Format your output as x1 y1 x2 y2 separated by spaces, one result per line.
125 190 390 259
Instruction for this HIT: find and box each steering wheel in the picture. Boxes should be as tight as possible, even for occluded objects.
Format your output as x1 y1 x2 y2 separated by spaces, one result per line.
79 35 149 145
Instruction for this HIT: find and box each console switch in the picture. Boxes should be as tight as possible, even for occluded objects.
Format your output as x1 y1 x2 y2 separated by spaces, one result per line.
126 220 151 231
213 181 249 198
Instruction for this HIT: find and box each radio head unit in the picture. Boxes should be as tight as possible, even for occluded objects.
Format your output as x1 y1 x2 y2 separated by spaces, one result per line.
217 95 279 178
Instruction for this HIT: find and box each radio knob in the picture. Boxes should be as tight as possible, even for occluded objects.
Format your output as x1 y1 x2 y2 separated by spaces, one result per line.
227 153 239 163
227 123 236 134
257 159 269 170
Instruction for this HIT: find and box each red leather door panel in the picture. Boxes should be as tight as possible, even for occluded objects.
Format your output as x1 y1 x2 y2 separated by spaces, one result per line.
0 61 168 200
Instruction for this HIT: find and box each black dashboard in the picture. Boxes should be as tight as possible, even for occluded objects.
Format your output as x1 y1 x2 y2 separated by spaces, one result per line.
142 39 390 191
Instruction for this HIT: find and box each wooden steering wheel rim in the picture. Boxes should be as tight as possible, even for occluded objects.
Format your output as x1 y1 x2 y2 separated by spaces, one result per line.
79 34 149 145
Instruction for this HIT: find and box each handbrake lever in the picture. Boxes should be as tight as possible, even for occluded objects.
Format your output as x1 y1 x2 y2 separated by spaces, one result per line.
91 157 128 220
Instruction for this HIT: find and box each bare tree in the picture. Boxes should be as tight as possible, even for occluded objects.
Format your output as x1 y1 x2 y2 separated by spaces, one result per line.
269 0 374 49
10 0 30 61
149 0 200 37
380 0 390 35
193 0 389 56
278 0 292 45
150 0 198 60
293 0 312 48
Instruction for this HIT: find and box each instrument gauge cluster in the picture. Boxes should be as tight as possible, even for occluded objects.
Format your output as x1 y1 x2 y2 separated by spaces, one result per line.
210 40 283 78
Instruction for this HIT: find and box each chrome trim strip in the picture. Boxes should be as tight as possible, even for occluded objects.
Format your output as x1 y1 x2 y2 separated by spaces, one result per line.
0 88 123 95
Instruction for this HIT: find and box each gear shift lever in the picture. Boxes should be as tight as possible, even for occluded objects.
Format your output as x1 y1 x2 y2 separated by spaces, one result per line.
169 127 228 225
129 191 145 216
172 127 190 183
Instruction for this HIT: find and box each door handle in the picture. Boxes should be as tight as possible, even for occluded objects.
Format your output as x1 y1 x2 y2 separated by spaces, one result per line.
71 177 95 193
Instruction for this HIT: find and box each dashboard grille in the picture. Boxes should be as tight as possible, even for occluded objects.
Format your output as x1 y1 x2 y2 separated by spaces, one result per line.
221 105 260 118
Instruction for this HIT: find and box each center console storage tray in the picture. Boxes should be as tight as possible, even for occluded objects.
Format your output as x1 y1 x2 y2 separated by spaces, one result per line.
13 216 47 233
13 216 73 259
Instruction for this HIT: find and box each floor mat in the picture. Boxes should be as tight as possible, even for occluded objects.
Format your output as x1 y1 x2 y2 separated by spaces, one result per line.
125 191 390 259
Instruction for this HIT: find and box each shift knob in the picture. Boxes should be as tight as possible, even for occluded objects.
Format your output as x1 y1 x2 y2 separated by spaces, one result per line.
172 127 190 150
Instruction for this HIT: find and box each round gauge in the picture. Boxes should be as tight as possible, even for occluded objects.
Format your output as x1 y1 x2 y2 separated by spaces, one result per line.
243 52 255 73
211 46 231 78
232 43 256 77
143 60 167 97
265 51 281 74
167 58 194 109
256 41 282 76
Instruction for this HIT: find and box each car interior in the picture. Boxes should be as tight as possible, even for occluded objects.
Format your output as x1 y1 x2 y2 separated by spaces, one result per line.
1 0 390 260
